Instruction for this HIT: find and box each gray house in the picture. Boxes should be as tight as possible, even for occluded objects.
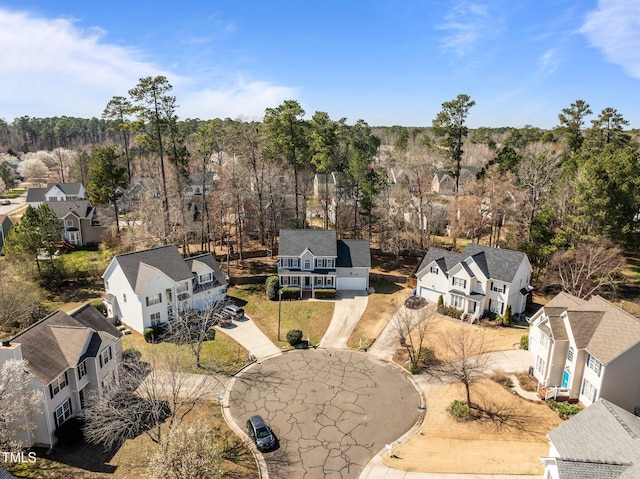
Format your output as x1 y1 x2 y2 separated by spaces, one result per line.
542 398 640 478
278 229 371 296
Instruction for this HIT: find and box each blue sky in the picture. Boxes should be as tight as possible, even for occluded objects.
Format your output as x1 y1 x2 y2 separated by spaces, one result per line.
1 0 639 128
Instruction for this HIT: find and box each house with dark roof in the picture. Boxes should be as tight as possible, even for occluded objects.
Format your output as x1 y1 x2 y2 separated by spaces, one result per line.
415 244 532 320
0 304 123 448
431 166 477 195
528 293 640 412
26 183 107 246
278 229 371 296
102 245 227 334
542 398 640 478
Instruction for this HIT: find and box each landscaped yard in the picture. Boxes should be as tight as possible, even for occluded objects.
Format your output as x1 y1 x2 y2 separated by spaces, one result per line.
6 403 258 479
229 284 334 347
347 281 411 349
383 379 563 475
123 330 249 375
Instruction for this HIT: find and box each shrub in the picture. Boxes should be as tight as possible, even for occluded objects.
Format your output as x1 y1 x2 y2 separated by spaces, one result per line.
265 276 279 301
55 417 84 445
314 288 336 299
286 329 303 346
502 305 513 327
554 401 582 419
520 334 529 350
143 328 155 343
280 286 301 300
504 377 514 387
482 309 498 322
448 400 475 421
439 306 462 319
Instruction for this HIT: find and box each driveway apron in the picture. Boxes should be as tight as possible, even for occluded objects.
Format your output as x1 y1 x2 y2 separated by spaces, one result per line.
216 316 281 360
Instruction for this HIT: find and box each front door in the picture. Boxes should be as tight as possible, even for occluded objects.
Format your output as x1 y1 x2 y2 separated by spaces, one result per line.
304 276 311 288
561 369 570 389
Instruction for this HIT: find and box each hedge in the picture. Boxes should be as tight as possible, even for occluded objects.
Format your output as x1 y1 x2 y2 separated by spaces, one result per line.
280 286 301 300
265 276 279 301
314 288 336 299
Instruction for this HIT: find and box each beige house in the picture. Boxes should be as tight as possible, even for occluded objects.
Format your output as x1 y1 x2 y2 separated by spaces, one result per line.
431 166 477 195
529 292 640 413
0 305 123 448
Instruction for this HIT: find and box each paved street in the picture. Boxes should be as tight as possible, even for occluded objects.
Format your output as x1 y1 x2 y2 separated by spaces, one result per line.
227 350 421 479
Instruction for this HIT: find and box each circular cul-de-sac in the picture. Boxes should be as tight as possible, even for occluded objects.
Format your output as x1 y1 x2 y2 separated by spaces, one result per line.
229 349 420 479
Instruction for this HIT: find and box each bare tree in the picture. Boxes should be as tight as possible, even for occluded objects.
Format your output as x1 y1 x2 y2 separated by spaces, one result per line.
434 327 491 407
18 157 49 186
163 301 226 369
83 348 220 450
544 238 626 299
147 422 224 479
390 304 434 372
0 359 42 450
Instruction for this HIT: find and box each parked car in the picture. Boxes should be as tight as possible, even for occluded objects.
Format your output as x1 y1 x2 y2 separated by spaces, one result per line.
223 304 245 320
213 312 232 327
1 199 10 205
246 415 276 452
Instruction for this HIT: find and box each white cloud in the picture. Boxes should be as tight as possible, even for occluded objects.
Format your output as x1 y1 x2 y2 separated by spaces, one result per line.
581 0 640 78
537 48 559 78
178 79 297 120
437 1 500 56
0 8 292 121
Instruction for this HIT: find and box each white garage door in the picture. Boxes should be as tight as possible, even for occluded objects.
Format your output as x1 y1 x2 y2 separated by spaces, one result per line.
336 277 367 291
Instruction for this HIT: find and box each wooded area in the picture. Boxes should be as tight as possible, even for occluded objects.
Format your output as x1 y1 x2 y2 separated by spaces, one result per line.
1 79 639 298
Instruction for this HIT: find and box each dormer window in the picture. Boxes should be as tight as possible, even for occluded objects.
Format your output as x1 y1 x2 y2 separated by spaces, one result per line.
177 282 189 293
430 266 439 274
304 260 311 270
199 272 213 284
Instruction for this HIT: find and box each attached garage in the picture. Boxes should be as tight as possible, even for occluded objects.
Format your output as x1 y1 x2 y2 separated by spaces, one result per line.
336 277 367 291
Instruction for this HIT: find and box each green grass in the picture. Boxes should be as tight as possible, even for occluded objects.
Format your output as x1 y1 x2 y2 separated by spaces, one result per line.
123 330 249 375
6 188 25 199
229 284 334 347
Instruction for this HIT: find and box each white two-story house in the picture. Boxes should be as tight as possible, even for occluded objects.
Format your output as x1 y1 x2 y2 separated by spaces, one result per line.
0 304 122 448
528 292 640 413
102 245 227 334
278 229 370 296
415 243 532 319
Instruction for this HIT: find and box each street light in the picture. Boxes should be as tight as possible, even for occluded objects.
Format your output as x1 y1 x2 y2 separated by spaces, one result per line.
278 289 282 341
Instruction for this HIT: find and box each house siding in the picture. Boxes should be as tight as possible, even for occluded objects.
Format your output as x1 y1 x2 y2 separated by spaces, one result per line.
599 347 640 412
104 261 144 333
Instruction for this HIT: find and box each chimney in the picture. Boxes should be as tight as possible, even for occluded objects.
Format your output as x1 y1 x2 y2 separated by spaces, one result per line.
1 341 10 347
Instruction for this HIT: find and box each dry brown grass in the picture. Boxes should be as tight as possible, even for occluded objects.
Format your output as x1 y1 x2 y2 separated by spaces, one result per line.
347 281 411 348
383 379 562 475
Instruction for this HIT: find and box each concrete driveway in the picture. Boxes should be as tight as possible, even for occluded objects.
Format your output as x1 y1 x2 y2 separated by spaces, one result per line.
319 292 369 349
216 316 281 360
228 350 421 479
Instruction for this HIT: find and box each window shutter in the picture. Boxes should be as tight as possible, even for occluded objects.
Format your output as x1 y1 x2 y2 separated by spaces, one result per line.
54 412 58 428
49 384 54 399
68 399 72 415
64 371 68 385
146 297 149 307
159 293 162 302
99 354 103 368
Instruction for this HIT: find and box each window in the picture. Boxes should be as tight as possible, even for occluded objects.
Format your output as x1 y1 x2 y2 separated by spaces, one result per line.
587 354 602 377
567 347 575 363
326 277 334 286
101 371 115 393
535 356 546 375
199 272 213 283
49 372 68 398
77 361 87 380
450 294 464 309
490 300 504 315
99 346 112 368
491 282 506 293
281 258 300 269
539 330 549 349
146 293 162 306
54 399 72 427
281 276 289 286
315 277 323 286
430 266 439 274
304 260 311 270
177 282 188 293
290 276 300 286
122 293 127 303
150 312 161 326
581 378 598 403
452 277 466 288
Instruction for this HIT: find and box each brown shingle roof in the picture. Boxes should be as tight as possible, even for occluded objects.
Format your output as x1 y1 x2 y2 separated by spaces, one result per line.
566 311 603 349
549 316 568 341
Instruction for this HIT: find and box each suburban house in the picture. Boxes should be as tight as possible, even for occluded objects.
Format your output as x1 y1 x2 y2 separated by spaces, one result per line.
0 304 122 448
26 183 107 246
431 166 478 195
0 214 13 253
541 398 640 479
415 243 532 319
313 171 349 199
388 168 418 193
278 229 371 296
102 245 227 334
528 292 640 412
184 171 218 197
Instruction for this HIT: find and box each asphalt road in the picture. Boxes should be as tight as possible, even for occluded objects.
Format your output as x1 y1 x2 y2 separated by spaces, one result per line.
229 349 421 479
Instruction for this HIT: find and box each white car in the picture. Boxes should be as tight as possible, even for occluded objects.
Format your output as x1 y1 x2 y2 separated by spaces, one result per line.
1 199 10 205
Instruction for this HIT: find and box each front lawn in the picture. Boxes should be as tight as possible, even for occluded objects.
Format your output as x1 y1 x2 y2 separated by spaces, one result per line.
123 330 249 375
347 281 410 349
229 284 334 347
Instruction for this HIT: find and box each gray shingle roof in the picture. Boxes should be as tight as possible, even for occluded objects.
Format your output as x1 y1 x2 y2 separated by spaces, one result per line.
9 306 121 385
25 187 46 203
556 459 630 479
186 253 227 285
462 243 528 283
46 182 84 196
416 247 464 277
548 399 640 479
336 240 371 268
45 200 95 219
112 245 193 293
279 230 337 257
